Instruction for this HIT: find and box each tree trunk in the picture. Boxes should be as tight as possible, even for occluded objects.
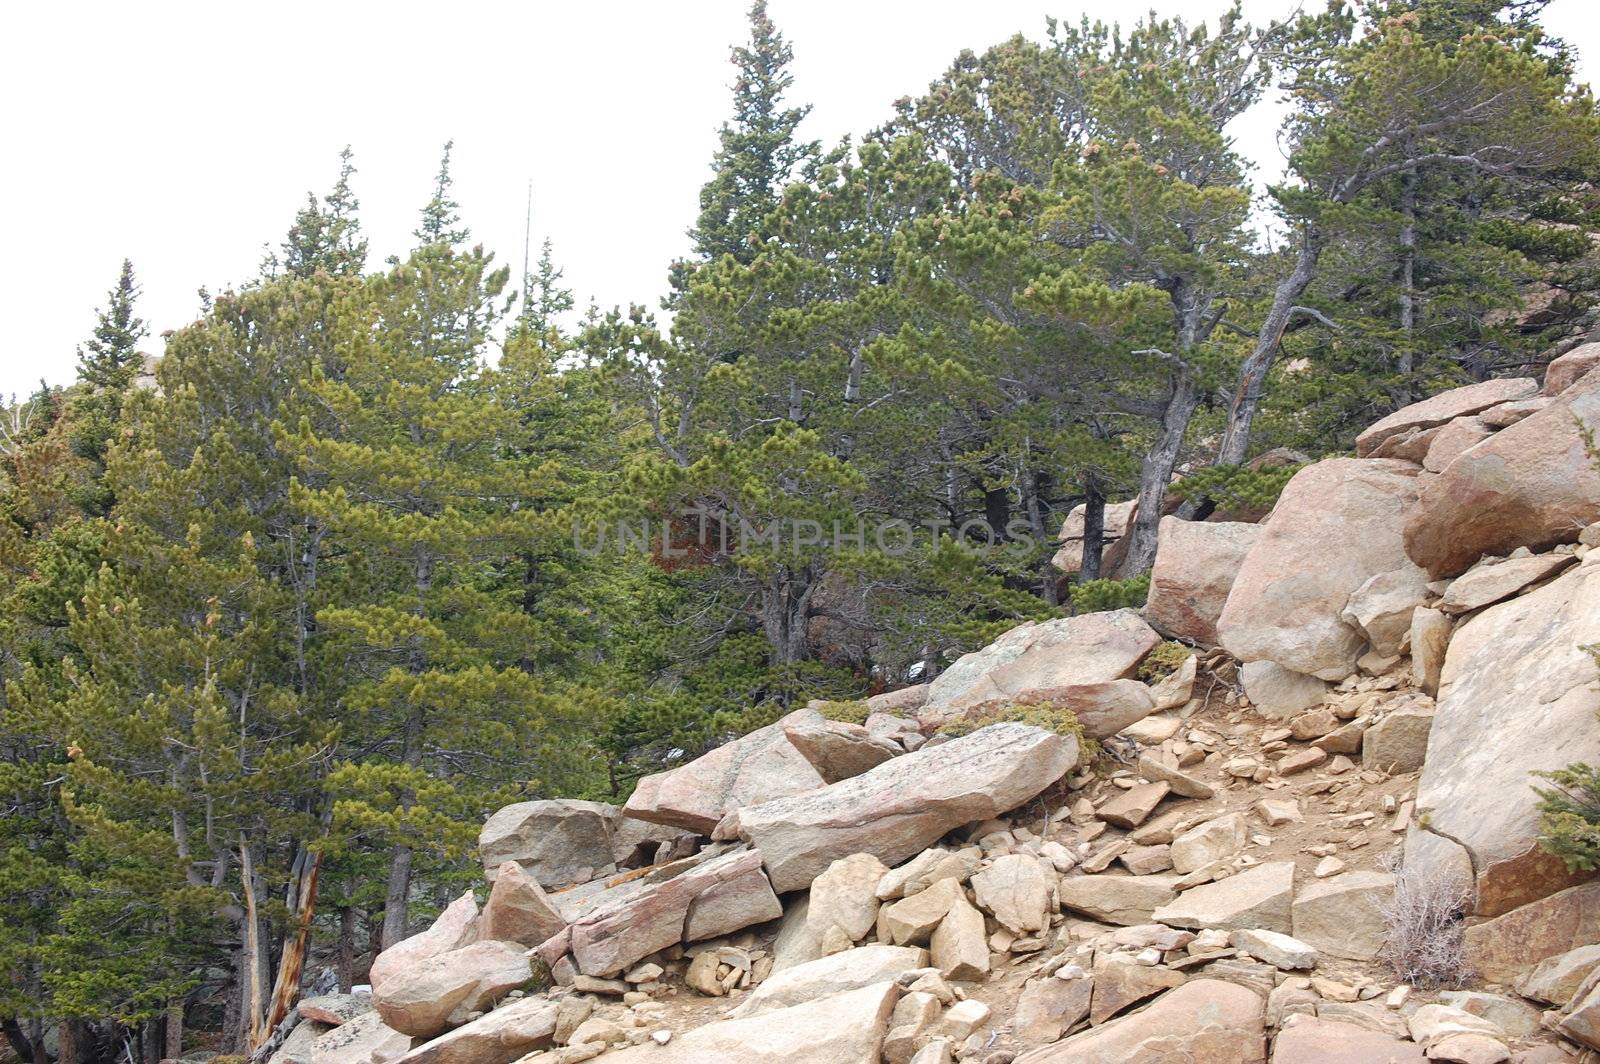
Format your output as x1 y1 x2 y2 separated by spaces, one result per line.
1078 480 1105 585
1395 171 1418 405
1022 469 1059 608
1122 366 1199 575
337 905 357 993
1 1020 35 1064
58 1019 83 1064
761 565 816 667
1216 225 1324 467
262 851 322 1042
166 1001 184 1060
380 843 415 949
240 840 265 1051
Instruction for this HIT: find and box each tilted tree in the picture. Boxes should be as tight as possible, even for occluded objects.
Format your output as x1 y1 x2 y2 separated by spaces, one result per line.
1215 2 1599 465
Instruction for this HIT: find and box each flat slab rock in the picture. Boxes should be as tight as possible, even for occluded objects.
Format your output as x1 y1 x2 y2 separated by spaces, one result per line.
623 708 829 835
1355 377 1537 457
729 943 928 1018
603 980 900 1064
737 722 1079 893
1271 1015 1425 1063
565 847 781 977
1408 562 1600 911
918 610 1160 727
1151 860 1295 934
393 995 559 1064
1013 978 1266 1063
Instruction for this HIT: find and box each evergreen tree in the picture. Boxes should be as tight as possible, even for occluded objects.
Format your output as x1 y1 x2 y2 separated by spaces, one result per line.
67 259 147 515
1215 1 1599 465
415 141 470 249
685 1 819 266
281 146 368 279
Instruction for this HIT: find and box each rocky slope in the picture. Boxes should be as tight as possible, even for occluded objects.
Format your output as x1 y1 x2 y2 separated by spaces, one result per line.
271 343 1600 1064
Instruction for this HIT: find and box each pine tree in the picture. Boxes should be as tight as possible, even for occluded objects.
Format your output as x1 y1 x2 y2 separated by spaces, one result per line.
1215 2 1599 465
415 141 470 249
686 1 819 266
66 259 148 515
281 146 368 279
516 237 575 351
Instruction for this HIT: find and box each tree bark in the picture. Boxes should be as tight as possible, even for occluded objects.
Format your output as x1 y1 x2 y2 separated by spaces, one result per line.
1216 225 1324 467
761 565 816 667
166 1001 184 1060
1123 366 1199 575
1394 171 1418 405
337 905 357 993
1 1020 35 1064
1078 480 1105 584
240 840 265 1051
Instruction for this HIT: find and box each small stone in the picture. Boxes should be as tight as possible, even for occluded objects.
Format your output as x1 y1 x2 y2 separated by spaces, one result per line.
1313 857 1346 878
941 998 992 1040
1311 976 1359 1002
1289 708 1339 740
1230 928 1318 970
1278 747 1328 775
1097 782 1171 829
1254 798 1302 827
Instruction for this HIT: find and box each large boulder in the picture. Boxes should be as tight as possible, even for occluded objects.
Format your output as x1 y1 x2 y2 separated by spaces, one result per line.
392 995 558 1064
565 848 782 977
919 611 1160 728
303 1011 412 1064
478 800 619 888
1291 870 1394 962
1404 367 1600 577
1013 979 1265 1063
1545 341 1600 396
1407 561 1600 910
372 941 531 1040
1151 861 1295 933
1270 1016 1425 1063
478 863 565 947
1143 517 1261 646
737 723 1077 893
783 716 896 783
728 944 928 1018
604 981 901 1064
1217 459 1423 681
1052 500 1138 576
369 891 479 993
1355 377 1537 457
1464 881 1600 985
624 709 828 835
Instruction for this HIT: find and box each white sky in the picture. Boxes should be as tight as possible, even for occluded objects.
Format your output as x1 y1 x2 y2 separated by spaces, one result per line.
2 0 1596 400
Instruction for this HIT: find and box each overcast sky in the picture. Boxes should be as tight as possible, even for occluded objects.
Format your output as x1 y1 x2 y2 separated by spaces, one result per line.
3 0 1596 400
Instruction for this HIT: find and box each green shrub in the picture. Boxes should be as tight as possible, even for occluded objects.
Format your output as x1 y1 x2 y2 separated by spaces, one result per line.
1535 760 1600 872
1070 573 1150 613
1168 462 1303 515
815 699 871 725
1535 643 1600 872
937 701 1089 745
1138 640 1193 682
